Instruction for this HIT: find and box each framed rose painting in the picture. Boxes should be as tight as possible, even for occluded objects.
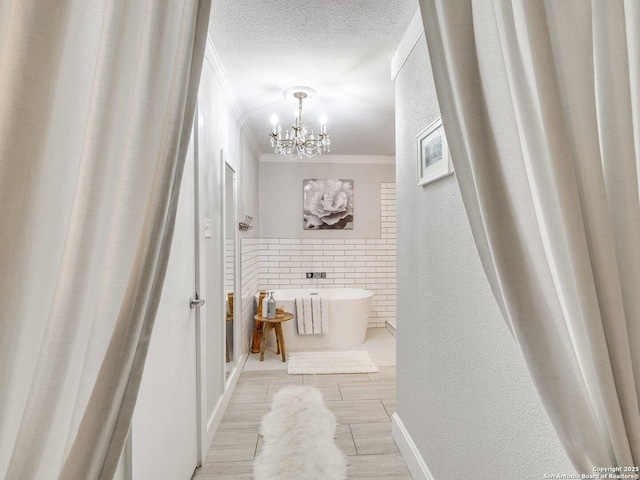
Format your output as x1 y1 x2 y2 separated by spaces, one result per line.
303 179 354 230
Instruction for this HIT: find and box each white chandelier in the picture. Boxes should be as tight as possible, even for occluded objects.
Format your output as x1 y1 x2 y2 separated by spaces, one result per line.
269 87 330 158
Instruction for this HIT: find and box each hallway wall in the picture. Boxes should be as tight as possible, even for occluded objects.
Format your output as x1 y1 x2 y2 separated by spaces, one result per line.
199 42 260 420
393 12 573 479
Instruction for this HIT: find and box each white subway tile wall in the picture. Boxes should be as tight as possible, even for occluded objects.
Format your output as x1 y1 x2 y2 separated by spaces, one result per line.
240 238 260 354
259 183 397 328
224 239 234 291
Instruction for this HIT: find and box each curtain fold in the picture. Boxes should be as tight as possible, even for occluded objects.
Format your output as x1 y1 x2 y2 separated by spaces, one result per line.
0 0 210 478
420 0 639 472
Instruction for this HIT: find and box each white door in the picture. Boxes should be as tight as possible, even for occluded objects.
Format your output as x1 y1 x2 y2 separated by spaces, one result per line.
130 134 199 480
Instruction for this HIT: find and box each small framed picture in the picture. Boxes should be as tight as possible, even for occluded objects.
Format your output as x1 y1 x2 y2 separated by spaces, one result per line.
416 117 453 186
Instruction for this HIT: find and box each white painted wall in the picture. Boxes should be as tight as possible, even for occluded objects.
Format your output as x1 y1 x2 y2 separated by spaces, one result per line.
198 40 260 427
393 19 574 480
238 142 260 356
197 57 225 424
258 156 395 239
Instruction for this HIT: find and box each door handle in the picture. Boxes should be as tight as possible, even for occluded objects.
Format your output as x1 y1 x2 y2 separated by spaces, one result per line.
190 294 205 309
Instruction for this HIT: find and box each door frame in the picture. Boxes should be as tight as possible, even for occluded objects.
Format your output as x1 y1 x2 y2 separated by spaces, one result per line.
193 106 207 464
221 151 241 387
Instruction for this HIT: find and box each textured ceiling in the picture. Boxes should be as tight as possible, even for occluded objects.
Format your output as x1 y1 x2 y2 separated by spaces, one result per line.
208 0 418 156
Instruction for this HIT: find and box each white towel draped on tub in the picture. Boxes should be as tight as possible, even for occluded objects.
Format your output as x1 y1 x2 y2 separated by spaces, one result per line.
295 296 329 334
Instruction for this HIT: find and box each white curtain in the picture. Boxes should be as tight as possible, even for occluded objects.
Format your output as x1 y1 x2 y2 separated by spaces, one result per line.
419 0 639 473
0 0 210 479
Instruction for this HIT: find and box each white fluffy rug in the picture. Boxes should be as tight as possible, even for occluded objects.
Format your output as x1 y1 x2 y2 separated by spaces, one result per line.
254 386 347 480
287 350 379 375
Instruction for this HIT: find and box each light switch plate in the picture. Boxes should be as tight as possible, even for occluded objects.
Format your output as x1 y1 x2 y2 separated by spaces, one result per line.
204 218 212 238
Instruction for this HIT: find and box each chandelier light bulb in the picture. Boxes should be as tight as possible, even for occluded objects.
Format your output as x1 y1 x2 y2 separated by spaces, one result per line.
319 115 327 134
270 114 279 134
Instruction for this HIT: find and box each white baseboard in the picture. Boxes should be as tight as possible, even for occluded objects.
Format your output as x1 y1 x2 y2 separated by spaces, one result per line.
392 413 435 480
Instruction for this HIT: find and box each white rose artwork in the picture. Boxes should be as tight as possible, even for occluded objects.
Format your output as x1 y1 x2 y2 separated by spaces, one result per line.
303 179 354 230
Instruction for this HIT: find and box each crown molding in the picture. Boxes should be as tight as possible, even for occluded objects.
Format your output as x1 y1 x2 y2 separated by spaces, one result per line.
391 8 425 81
203 36 263 159
259 154 395 164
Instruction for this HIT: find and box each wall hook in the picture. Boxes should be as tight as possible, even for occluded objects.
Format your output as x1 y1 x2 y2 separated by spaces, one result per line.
239 215 253 231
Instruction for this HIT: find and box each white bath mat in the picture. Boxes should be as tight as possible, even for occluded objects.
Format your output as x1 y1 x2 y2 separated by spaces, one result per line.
287 350 379 375
254 385 346 480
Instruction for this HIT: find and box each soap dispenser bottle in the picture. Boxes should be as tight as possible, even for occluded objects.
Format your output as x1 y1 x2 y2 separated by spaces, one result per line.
266 292 276 319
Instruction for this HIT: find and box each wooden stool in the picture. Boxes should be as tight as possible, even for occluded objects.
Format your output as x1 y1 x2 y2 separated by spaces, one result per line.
254 312 293 362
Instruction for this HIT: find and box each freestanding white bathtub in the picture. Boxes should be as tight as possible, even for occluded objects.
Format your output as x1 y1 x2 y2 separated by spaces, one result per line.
266 288 373 351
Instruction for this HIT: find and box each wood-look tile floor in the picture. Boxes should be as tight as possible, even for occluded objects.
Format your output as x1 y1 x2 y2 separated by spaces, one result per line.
192 366 412 480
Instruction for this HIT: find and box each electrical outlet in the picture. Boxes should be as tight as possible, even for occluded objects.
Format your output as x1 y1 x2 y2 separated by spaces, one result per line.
306 272 326 279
